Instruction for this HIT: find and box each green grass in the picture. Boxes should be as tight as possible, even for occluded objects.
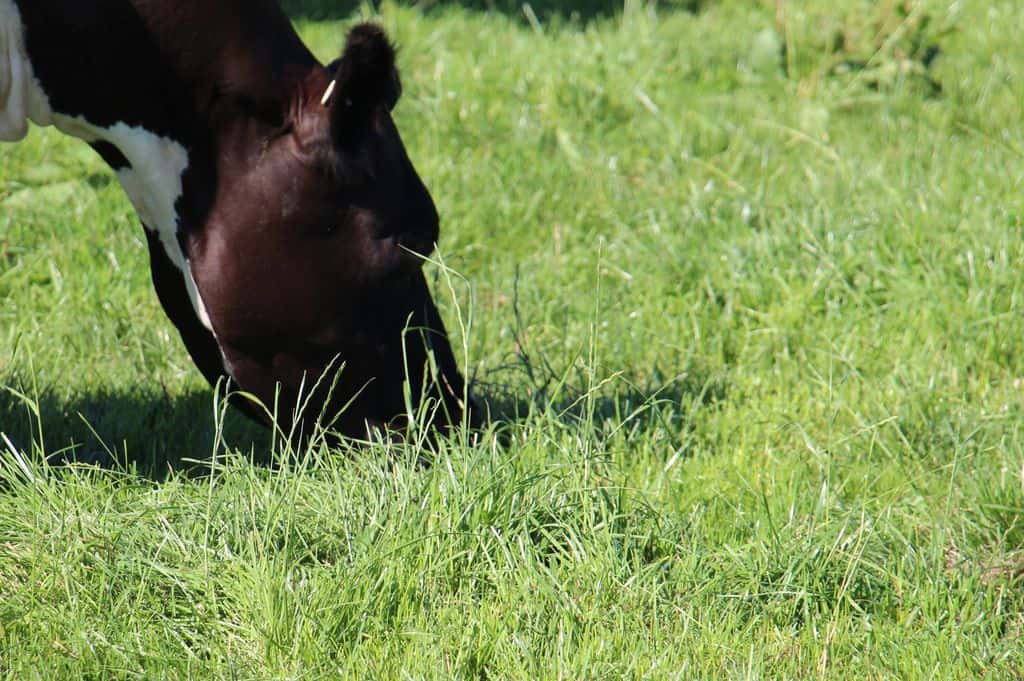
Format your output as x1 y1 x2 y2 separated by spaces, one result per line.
2 0 1024 677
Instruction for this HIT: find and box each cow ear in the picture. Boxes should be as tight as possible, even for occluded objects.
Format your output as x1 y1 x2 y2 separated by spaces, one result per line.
323 23 401 139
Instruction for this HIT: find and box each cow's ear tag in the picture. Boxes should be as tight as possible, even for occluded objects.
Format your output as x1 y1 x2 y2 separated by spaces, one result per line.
320 80 337 107
318 80 353 110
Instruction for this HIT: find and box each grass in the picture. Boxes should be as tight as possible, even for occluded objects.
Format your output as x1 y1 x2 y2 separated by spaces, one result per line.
2 0 1024 677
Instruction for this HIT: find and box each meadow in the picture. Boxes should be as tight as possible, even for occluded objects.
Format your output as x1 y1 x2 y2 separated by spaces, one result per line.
2 0 1023 677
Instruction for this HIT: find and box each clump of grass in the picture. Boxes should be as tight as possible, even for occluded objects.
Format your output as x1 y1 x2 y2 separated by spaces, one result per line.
810 0 953 95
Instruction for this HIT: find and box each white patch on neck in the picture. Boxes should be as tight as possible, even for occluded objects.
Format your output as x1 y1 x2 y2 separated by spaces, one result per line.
99 124 213 333
80 124 216 335
60 118 215 335
0 0 53 140
0 0 214 334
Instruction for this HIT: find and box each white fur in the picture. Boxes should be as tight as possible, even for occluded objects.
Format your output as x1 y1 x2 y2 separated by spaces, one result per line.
103 124 214 331
0 0 52 140
0 0 214 333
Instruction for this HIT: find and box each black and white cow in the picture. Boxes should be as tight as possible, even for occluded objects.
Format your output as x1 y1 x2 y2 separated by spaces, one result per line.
0 0 473 440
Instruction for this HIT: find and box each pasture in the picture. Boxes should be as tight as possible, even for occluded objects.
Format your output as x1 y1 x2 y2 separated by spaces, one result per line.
1 0 1023 677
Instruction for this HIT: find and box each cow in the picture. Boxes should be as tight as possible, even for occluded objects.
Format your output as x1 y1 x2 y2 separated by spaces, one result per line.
0 0 474 442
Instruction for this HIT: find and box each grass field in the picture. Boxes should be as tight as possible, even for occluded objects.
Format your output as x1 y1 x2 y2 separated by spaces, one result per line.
2 0 1024 677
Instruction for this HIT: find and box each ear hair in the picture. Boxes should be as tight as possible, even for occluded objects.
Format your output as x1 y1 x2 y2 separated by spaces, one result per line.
325 23 401 138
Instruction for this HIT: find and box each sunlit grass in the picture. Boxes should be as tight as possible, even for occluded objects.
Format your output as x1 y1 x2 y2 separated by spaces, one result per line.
2 0 1023 677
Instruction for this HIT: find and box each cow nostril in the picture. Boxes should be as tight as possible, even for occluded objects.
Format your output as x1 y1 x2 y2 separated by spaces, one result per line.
398 231 435 256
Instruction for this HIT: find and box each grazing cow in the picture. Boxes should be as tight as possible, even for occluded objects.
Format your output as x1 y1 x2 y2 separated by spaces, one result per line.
0 0 473 440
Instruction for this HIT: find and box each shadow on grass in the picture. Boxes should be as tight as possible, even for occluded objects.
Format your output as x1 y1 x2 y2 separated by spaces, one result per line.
282 0 705 25
0 367 714 478
1 344 718 482
472 360 726 454
463 266 727 454
0 381 269 480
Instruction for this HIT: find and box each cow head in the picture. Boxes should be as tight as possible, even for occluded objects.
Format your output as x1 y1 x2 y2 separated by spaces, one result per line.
188 23 468 440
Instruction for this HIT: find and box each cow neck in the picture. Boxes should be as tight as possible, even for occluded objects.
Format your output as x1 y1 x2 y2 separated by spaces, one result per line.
4 0 320 334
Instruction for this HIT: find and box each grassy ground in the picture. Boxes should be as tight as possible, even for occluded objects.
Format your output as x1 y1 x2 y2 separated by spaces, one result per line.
2 0 1023 677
